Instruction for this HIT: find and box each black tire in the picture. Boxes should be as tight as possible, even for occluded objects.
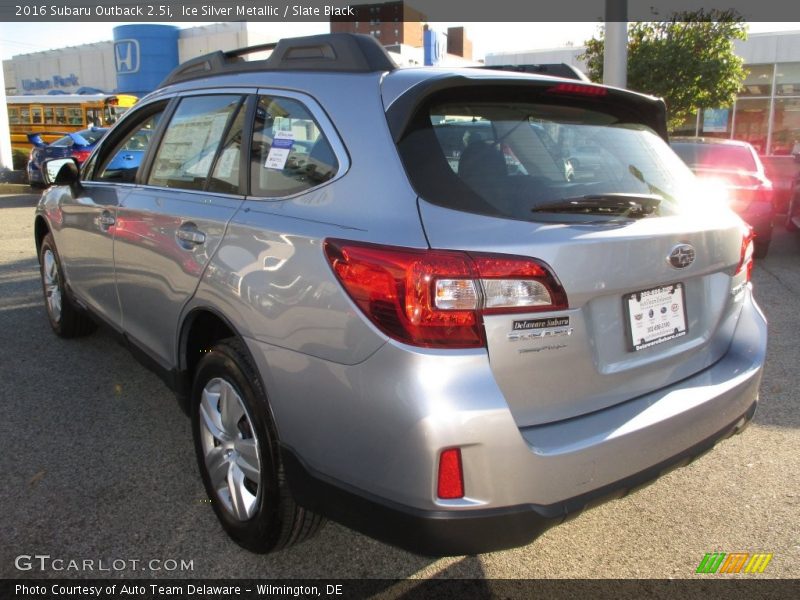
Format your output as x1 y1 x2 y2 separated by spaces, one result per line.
753 239 770 260
191 338 325 553
786 194 799 232
38 233 96 338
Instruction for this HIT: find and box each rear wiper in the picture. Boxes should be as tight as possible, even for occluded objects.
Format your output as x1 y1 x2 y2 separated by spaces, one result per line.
628 165 674 203
531 193 662 219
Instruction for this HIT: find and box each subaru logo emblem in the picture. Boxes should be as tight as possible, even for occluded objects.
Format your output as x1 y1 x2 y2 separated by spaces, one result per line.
667 243 695 269
114 39 140 74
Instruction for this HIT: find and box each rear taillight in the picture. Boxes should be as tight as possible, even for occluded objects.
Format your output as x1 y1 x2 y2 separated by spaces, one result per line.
757 178 774 205
324 239 568 349
735 225 754 282
437 448 464 500
71 148 91 164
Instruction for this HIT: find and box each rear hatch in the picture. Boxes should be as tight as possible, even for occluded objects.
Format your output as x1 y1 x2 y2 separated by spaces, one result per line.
389 77 751 427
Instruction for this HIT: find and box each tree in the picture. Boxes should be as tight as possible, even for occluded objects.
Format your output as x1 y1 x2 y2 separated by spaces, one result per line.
580 9 747 131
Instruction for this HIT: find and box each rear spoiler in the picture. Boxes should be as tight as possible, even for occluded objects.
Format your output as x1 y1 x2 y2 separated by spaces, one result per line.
475 63 590 82
26 131 69 148
67 132 91 146
385 75 668 143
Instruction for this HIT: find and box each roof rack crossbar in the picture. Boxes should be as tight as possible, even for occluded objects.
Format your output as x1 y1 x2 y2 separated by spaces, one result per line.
159 33 396 88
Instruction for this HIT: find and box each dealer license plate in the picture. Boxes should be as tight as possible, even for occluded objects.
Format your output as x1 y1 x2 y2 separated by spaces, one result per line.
624 283 688 351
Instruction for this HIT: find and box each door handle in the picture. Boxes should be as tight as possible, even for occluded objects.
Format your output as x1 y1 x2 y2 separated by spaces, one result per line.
176 226 206 245
98 212 115 229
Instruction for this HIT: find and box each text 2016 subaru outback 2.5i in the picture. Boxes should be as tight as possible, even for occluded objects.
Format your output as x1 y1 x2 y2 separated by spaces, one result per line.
35 34 767 556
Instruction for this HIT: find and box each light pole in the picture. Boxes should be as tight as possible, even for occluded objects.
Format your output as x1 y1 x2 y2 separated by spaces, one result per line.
603 0 628 88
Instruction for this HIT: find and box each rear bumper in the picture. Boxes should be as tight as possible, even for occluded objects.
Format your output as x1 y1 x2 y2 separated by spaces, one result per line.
27 164 42 184
248 289 766 556
283 399 757 556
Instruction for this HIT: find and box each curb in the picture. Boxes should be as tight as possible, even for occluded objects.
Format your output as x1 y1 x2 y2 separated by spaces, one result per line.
0 184 36 195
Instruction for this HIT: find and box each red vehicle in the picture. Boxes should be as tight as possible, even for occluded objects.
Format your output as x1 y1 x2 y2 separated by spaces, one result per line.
786 178 800 233
671 137 775 258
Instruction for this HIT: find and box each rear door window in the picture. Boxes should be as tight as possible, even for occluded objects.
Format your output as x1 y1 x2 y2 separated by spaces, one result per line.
148 95 245 192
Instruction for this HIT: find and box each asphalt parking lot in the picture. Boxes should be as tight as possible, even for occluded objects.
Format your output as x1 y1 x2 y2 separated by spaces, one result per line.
0 192 798 580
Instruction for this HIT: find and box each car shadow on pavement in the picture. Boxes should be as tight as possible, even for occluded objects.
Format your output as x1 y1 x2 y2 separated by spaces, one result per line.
749 229 800 431
0 259 443 580
0 193 40 209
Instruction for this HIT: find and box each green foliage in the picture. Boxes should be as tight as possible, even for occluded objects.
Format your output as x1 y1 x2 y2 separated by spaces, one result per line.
12 148 29 171
580 9 747 131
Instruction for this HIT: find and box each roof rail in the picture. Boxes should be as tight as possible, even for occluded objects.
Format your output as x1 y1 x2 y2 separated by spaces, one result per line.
160 33 397 87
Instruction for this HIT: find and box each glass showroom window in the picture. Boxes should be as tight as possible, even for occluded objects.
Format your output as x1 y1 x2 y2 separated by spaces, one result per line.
733 64 773 153
733 98 771 154
740 64 774 97
775 62 800 96
772 62 800 155
771 98 800 156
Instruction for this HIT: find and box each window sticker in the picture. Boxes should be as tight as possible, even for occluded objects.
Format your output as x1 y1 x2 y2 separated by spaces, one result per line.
215 148 237 179
265 130 295 170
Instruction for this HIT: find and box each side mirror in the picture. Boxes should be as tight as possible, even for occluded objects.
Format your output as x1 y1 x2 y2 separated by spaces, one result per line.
42 157 81 187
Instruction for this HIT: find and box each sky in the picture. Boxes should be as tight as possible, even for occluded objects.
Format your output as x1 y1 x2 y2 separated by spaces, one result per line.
1 21 800 62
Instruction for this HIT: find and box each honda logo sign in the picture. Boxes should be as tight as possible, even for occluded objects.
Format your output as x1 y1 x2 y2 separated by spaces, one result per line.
114 39 140 74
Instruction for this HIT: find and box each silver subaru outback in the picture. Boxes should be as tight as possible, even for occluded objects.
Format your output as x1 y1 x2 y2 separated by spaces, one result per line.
35 33 766 556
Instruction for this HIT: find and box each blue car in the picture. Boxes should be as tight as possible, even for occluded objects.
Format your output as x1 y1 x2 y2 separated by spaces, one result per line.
97 128 151 183
27 128 107 187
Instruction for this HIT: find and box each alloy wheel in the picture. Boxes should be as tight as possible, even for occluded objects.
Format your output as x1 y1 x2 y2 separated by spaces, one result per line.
42 249 62 323
198 377 262 521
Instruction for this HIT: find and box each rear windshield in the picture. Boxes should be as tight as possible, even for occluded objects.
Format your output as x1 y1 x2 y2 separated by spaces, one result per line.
397 94 697 222
77 129 105 145
51 135 73 148
671 142 757 172
51 129 105 148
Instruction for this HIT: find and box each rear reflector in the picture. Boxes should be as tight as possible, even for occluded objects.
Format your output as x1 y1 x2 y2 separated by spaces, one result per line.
324 239 568 349
437 448 464 500
735 225 754 282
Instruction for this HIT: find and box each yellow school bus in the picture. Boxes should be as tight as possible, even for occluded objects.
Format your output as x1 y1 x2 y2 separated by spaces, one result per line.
7 94 138 151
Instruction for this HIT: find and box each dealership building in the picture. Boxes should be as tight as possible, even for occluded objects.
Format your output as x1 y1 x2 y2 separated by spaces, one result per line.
486 30 800 157
2 23 302 98
2 18 474 100
4 23 799 156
